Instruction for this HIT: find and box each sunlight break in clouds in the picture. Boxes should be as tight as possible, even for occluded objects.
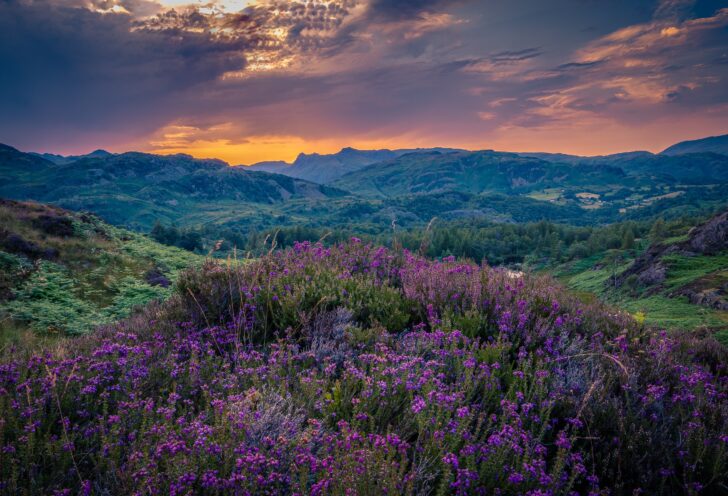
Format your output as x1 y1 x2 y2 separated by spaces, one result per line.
0 0 726 162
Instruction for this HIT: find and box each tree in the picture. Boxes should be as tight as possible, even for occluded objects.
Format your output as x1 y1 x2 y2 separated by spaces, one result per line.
621 228 635 250
179 230 202 251
649 218 667 244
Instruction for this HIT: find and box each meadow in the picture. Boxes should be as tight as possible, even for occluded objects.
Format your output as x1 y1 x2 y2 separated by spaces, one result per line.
1 240 726 495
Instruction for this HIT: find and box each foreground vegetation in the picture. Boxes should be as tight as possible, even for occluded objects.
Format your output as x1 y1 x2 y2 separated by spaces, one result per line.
1 240 726 494
154 210 728 336
0 200 201 338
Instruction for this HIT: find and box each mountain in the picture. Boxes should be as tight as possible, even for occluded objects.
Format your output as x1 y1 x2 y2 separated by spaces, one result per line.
332 149 635 198
244 160 290 173
3 140 728 237
0 198 201 335
0 144 348 229
333 148 728 200
246 146 463 183
518 150 655 164
31 148 114 165
0 142 54 172
660 133 728 156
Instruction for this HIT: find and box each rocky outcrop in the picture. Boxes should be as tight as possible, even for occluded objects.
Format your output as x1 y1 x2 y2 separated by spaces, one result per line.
675 286 728 311
671 275 728 310
615 210 728 290
685 211 728 255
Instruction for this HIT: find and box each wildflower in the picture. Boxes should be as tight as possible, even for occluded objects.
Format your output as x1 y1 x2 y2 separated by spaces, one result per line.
555 431 571 450
411 396 426 414
442 453 459 468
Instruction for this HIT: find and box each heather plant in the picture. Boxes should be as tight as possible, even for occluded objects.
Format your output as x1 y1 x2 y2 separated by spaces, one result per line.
1 240 726 495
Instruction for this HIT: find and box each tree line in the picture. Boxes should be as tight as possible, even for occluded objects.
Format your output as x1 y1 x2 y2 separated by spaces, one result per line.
149 214 697 268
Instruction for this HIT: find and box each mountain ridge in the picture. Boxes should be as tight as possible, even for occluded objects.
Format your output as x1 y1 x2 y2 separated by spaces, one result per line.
245 146 463 183
660 133 728 156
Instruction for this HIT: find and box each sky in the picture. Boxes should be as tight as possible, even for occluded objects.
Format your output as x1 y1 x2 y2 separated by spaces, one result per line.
1 0 727 164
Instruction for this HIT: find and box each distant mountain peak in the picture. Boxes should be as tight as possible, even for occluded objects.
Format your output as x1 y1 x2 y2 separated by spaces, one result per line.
88 149 112 157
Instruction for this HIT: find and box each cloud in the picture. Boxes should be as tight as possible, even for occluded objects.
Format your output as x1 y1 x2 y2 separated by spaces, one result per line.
365 0 465 21
0 0 726 159
0 0 248 151
485 2 728 136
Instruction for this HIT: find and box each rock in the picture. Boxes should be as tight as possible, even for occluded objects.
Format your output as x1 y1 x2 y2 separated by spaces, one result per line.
145 268 171 288
637 262 666 286
686 210 728 255
614 209 728 290
677 288 728 311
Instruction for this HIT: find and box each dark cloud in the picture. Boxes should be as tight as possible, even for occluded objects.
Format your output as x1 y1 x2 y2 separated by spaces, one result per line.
0 0 726 158
489 48 543 63
0 0 246 151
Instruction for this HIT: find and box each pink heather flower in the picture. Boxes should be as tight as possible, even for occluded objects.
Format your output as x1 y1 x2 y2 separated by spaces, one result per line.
411 396 426 414
555 431 571 450
442 452 459 468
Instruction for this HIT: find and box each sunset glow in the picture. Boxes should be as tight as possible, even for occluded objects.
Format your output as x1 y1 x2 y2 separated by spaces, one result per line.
1 0 727 162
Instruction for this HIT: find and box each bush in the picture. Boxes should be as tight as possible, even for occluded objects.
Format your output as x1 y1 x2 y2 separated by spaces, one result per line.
4 261 107 334
0 240 726 495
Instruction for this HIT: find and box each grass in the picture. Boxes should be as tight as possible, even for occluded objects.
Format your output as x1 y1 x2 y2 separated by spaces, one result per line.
0 200 202 336
554 247 728 332
660 252 728 291
613 294 728 330
526 188 563 201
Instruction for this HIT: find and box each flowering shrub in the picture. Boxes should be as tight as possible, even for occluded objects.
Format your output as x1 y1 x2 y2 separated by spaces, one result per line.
1 240 726 495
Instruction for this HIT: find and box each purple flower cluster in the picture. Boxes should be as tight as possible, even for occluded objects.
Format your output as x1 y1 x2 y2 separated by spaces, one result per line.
1 240 726 495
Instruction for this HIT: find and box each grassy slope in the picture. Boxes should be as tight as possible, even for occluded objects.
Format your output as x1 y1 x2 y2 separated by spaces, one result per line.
552 245 728 343
0 199 202 340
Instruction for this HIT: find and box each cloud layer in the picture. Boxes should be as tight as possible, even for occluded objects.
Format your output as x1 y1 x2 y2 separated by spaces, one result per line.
1 0 727 161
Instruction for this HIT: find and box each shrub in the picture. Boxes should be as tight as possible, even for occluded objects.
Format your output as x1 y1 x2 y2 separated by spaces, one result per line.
0 240 726 495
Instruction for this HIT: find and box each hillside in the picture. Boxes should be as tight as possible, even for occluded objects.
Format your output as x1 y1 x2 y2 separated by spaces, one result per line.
1 240 726 494
333 149 728 221
0 144 347 229
246 147 463 183
3 141 728 243
661 133 728 156
554 210 728 339
333 149 728 197
0 199 202 337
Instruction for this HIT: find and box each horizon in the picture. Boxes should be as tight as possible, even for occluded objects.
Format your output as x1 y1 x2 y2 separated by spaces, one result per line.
10 131 728 167
2 0 727 164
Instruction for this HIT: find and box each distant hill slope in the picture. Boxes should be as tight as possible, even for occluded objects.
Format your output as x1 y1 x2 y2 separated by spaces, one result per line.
3 141 728 234
0 144 347 229
246 146 463 183
660 133 728 156
332 149 728 198
0 198 202 336
31 148 113 165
